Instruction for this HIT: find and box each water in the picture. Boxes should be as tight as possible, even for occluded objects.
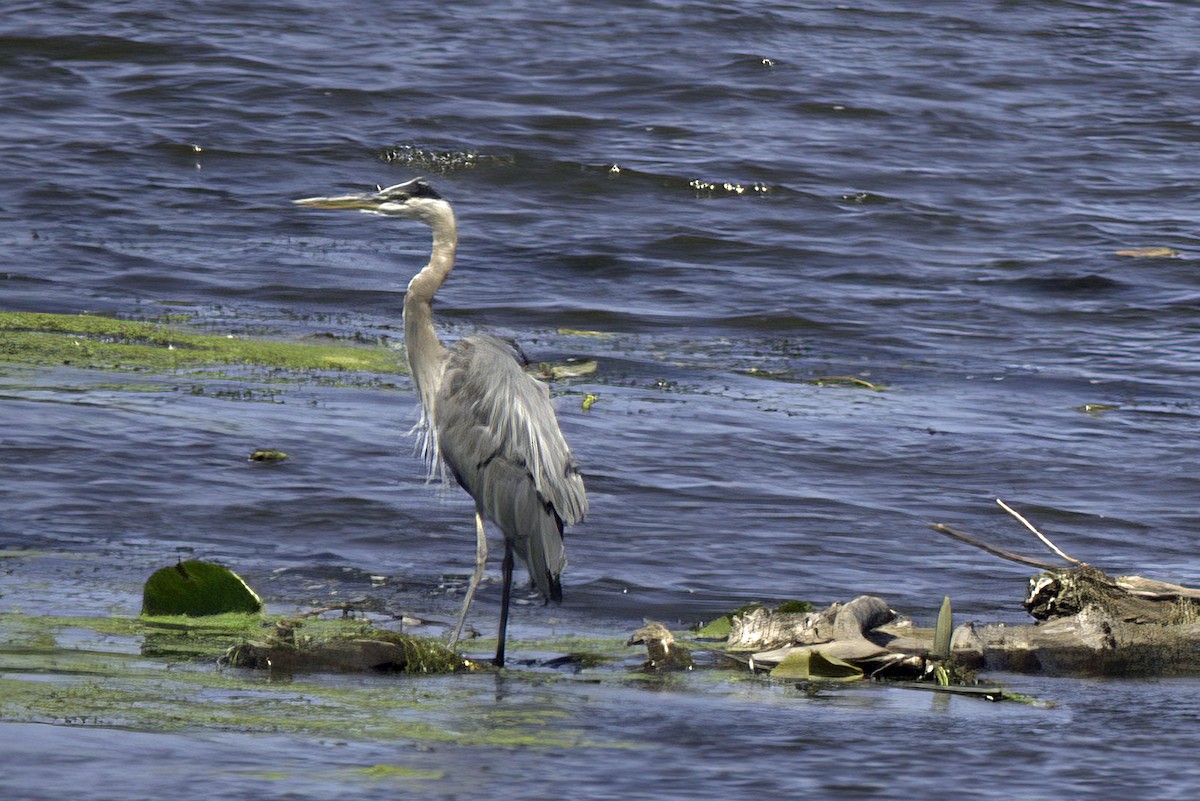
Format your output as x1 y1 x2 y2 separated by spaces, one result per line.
3 0 1200 797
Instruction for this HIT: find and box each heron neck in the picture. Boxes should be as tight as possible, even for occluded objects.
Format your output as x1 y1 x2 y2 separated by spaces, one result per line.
403 213 457 403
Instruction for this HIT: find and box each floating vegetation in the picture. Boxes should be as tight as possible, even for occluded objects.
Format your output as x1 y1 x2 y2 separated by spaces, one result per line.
0 311 404 376
224 624 468 675
810 375 887 391
1115 246 1182 258
379 144 515 173
532 357 598 380
248 449 289 462
0 610 631 747
140 613 269 660
352 765 445 782
581 393 598 412
141 560 264 617
556 328 615 340
740 366 794 380
140 562 463 674
1078 403 1120 415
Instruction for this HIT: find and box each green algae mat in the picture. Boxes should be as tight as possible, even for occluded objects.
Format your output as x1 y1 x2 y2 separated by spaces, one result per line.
0 311 405 375
0 608 637 749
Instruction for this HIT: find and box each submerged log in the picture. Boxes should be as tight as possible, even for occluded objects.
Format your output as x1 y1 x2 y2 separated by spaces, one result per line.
223 624 468 674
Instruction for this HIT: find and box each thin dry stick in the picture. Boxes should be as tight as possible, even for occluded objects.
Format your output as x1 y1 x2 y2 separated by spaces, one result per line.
929 523 1061 569
995 498 1085 566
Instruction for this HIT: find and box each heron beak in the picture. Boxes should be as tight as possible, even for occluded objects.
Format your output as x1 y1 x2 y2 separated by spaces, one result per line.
293 191 387 211
295 178 437 213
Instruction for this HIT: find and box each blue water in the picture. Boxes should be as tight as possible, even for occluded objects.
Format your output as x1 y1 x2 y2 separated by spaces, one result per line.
3 1 1200 798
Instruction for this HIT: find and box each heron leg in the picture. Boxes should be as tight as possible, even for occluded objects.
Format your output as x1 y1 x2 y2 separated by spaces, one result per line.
494 539 515 667
449 511 488 647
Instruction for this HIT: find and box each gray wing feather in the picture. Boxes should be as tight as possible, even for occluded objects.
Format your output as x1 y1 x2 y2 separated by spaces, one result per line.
432 336 586 600
435 336 587 525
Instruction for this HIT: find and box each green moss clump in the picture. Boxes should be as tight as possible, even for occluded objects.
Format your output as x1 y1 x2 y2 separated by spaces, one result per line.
693 603 766 639
224 620 467 675
693 600 812 640
694 616 732 640
374 630 468 674
775 600 813 614
354 765 444 781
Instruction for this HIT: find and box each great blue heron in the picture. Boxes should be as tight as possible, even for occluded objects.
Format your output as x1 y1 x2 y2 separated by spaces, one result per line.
294 178 587 667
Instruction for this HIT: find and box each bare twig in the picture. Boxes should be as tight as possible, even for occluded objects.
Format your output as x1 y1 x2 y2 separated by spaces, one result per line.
929 523 1061 569
996 498 1085 566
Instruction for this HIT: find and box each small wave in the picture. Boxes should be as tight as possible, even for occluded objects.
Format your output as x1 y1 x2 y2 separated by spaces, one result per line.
998 273 1125 294
839 191 897 205
0 33 209 64
379 144 515 173
589 163 783 197
375 143 788 200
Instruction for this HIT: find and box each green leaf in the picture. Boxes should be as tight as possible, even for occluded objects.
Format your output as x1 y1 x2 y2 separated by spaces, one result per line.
771 649 863 681
932 595 952 659
693 616 732 639
141 560 263 617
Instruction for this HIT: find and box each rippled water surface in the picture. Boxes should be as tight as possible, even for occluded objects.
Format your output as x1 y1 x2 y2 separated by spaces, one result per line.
3 1 1200 798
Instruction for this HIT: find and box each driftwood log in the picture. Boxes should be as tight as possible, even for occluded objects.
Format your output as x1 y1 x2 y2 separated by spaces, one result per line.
954 565 1200 675
642 502 1200 679
734 595 925 679
727 595 895 652
935 502 1200 676
669 568 1200 679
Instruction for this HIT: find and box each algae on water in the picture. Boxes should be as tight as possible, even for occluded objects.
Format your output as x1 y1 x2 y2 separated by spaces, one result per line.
0 311 404 375
224 624 468 675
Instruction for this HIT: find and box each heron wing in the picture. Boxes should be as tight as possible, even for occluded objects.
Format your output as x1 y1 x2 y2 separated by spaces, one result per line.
434 336 587 526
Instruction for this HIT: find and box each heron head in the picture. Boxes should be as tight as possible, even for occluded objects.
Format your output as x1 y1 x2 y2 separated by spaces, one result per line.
294 177 450 226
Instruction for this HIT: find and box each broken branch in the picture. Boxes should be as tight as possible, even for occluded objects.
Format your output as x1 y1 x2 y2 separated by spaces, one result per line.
996 498 1085 566
929 522 1061 569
